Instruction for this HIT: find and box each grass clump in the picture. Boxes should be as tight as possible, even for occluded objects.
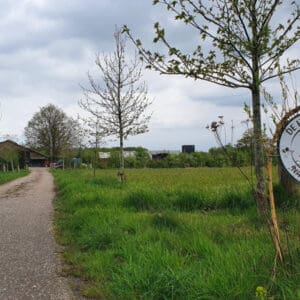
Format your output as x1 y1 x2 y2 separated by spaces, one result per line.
219 189 254 210
124 189 167 211
273 183 299 210
0 169 30 184
172 189 210 211
151 212 181 231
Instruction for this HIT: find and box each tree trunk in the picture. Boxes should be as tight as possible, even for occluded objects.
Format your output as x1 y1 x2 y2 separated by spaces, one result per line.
267 152 283 262
93 148 97 177
93 156 96 177
93 135 99 177
118 134 125 182
252 87 267 216
250 3 268 218
49 130 54 162
116 44 125 182
10 159 14 172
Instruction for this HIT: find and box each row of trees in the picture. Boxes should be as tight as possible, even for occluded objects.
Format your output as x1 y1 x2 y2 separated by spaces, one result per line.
120 147 253 169
23 106 256 170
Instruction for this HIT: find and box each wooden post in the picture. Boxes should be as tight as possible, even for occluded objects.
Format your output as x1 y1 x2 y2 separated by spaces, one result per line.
267 151 283 262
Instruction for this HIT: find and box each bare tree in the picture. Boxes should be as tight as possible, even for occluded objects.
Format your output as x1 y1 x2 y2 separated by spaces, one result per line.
124 0 300 216
80 29 152 181
25 104 82 161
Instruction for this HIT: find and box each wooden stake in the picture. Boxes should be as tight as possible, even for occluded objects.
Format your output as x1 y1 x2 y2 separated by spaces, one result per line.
267 151 283 263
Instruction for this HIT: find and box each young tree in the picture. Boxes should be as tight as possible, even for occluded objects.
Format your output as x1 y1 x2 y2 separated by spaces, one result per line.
124 0 300 215
85 117 106 176
80 29 152 181
25 104 82 161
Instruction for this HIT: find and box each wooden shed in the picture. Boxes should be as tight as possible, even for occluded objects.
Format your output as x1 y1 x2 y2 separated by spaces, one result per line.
0 140 48 168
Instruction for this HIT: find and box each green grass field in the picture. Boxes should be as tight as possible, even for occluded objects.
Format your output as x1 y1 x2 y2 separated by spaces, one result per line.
0 169 30 185
53 168 300 299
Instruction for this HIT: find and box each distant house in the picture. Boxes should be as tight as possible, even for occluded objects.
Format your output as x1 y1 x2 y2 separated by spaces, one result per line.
0 140 48 168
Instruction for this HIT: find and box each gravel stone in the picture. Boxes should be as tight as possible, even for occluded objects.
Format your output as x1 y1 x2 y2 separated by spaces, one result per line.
0 168 74 299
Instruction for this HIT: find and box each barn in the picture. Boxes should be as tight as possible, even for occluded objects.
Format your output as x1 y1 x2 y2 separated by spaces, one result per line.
0 140 48 168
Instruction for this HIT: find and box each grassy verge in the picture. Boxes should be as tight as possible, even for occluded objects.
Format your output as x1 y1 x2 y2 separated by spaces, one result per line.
0 169 30 185
53 168 300 299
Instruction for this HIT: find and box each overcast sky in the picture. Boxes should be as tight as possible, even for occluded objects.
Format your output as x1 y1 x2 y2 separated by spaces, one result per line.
0 0 299 151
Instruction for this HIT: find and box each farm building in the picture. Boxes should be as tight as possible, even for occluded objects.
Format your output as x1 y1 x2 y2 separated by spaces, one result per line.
0 140 48 168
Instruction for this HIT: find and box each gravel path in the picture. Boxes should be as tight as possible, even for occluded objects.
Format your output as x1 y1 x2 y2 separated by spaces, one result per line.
0 168 74 300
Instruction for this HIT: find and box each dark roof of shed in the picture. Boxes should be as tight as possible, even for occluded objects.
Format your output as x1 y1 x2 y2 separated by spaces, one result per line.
0 140 48 159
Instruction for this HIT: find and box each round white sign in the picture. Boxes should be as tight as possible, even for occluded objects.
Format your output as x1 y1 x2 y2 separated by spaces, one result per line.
278 114 300 183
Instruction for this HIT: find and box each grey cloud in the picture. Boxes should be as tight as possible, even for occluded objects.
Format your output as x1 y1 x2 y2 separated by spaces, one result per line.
0 1 156 54
27 0 156 49
193 92 251 107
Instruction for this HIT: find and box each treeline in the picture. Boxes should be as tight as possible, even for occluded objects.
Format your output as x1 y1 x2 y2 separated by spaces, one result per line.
69 144 271 169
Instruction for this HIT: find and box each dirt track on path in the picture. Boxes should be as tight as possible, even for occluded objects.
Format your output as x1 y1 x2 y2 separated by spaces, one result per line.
0 168 74 300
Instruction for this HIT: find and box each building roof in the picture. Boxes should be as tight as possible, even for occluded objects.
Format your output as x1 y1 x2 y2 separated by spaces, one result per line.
0 140 48 159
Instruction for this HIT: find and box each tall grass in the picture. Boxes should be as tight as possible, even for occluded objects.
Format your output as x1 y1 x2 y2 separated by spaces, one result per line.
53 168 300 299
0 169 29 185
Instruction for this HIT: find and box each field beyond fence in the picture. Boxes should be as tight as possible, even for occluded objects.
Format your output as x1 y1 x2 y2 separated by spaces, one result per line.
53 168 300 299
